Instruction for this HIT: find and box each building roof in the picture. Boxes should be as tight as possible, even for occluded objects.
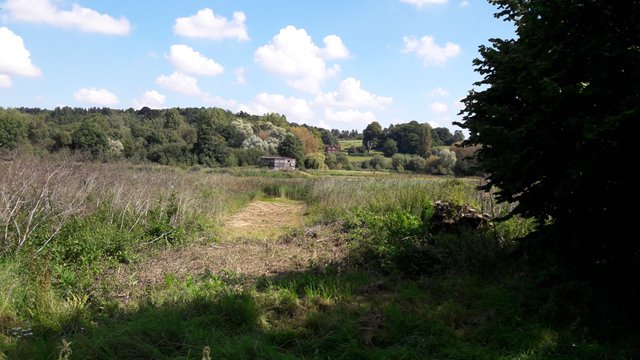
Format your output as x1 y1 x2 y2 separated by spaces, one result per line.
260 156 296 160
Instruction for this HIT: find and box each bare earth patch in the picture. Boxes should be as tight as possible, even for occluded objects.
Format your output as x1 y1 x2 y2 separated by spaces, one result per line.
118 200 346 291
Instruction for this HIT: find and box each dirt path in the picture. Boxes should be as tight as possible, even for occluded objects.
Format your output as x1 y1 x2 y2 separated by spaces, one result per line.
120 199 346 289
220 200 306 241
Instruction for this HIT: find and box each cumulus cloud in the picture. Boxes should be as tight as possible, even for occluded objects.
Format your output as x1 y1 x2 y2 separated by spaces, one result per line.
402 35 461 66
156 71 202 96
400 0 448 8
202 94 237 108
173 8 249 41
234 67 247 85
428 86 450 97
317 119 330 129
155 71 237 106
74 88 119 106
239 93 314 121
430 101 448 113
0 27 42 85
320 35 350 60
167 44 224 76
3 0 131 35
0 74 12 88
254 26 348 93
323 109 377 126
314 77 392 109
132 90 166 109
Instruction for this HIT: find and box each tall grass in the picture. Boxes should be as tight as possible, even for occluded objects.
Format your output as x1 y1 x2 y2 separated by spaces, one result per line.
3 158 627 359
0 157 269 258
306 177 516 221
0 156 274 348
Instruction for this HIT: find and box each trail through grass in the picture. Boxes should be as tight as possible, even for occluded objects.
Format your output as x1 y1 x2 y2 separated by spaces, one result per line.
1 159 636 359
221 199 306 241
113 198 347 297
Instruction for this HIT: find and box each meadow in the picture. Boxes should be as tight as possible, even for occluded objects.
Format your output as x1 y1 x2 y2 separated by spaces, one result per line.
0 157 636 359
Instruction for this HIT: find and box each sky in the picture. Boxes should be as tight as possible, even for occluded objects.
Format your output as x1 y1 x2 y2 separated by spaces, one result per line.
0 0 515 131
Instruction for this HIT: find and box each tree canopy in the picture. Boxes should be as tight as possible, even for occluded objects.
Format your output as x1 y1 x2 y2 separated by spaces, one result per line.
457 0 638 301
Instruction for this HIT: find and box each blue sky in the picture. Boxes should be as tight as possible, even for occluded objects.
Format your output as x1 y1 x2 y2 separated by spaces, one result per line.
0 0 514 130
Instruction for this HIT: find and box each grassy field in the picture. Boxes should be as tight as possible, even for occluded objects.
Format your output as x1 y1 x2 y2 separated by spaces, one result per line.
338 139 363 149
0 157 637 359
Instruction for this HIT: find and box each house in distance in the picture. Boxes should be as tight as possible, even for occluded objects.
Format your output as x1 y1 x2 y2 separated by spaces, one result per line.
324 145 341 154
260 156 296 170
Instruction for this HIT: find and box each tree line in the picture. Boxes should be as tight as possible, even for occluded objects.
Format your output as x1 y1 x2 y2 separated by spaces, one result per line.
355 120 476 175
1 106 473 173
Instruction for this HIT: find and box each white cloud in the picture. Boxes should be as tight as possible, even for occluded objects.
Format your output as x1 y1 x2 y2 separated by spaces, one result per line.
320 35 350 60
155 71 237 106
156 71 202 96
239 93 314 121
74 88 119 106
254 26 348 93
400 0 448 8
132 90 166 109
430 101 448 113
314 77 392 109
167 44 224 76
234 67 247 85
402 35 461 66
3 0 130 35
428 86 449 97
317 119 330 129
428 120 441 128
173 8 249 41
0 27 42 82
323 109 377 125
0 74 12 87
202 94 237 108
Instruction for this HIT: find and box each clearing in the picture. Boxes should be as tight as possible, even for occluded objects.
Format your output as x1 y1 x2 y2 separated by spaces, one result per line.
118 199 346 292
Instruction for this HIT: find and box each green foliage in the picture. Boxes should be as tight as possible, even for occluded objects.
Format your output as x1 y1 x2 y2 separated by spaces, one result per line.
223 152 238 167
324 153 351 170
391 153 426 173
70 120 108 157
277 133 305 164
431 127 463 146
425 148 457 175
232 147 265 166
457 0 639 307
0 109 29 149
261 180 312 201
362 121 382 152
381 138 398 157
451 144 482 176
303 152 327 170
385 121 432 156
1 164 636 359
51 210 137 270
195 131 229 167
368 154 389 170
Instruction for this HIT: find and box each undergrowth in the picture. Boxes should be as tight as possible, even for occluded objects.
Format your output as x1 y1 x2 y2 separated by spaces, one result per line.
0 157 636 359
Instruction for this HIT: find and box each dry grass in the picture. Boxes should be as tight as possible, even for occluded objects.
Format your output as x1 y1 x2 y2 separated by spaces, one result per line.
111 199 347 300
0 156 263 255
220 199 306 241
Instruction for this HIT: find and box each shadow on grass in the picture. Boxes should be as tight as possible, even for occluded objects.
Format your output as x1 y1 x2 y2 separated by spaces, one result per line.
6 262 637 360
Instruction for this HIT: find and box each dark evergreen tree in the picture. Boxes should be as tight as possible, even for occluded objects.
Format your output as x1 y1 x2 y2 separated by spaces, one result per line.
362 121 382 152
277 133 304 165
457 0 639 314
